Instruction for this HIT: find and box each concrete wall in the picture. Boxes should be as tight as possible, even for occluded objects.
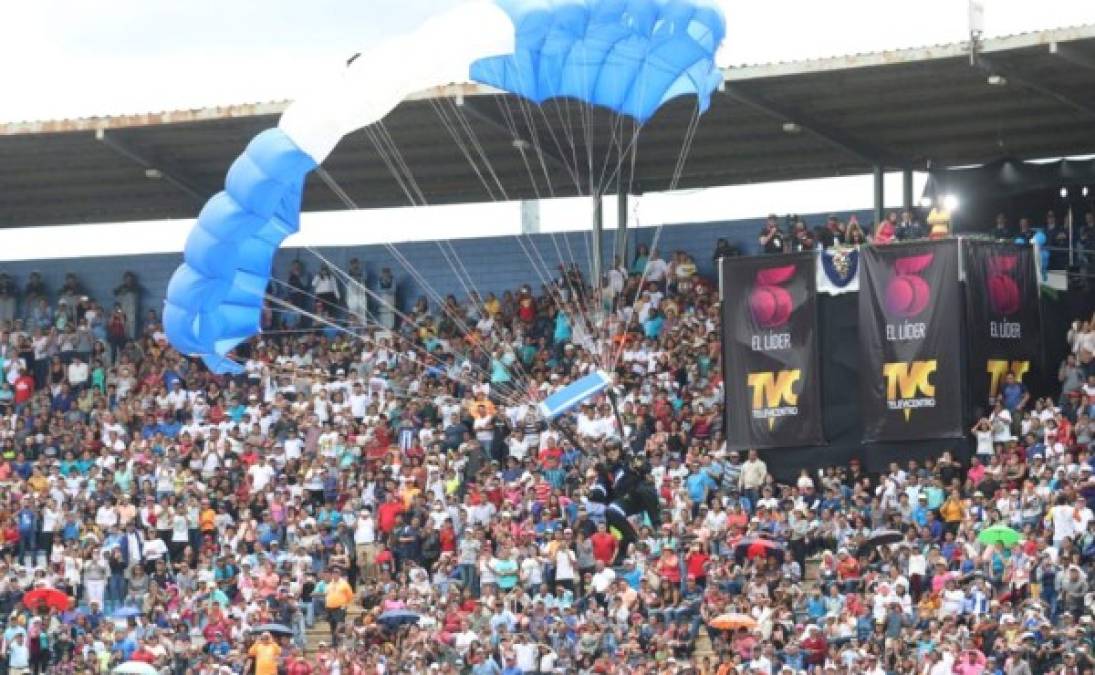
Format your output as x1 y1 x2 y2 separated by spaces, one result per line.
0 209 872 319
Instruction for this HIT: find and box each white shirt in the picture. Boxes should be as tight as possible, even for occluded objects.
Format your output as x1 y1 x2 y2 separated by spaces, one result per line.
67 361 88 385
248 463 276 492
591 567 616 593
354 515 376 545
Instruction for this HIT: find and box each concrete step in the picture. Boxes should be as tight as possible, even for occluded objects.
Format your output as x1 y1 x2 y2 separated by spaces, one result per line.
694 626 715 658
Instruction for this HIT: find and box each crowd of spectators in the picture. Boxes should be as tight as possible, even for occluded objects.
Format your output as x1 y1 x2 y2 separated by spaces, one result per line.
757 208 1095 279
0 232 1090 675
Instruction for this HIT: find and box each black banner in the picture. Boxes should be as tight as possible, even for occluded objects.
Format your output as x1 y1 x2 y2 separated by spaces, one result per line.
964 241 1042 413
721 252 824 450
860 240 963 442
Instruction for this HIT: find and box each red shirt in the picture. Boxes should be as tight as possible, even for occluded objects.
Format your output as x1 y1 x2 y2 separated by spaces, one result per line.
686 551 709 580
377 500 404 534
539 446 562 470
285 658 313 675
439 525 456 553
13 375 33 404
130 648 156 664
590 532 617 564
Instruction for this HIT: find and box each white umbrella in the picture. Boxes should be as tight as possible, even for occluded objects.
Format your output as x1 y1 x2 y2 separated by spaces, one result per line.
112 662 159 675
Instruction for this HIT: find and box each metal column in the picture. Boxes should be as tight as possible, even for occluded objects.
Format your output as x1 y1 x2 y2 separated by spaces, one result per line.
591 196 603 286
873 165 885 225
615 191 628 268
902 169 914 212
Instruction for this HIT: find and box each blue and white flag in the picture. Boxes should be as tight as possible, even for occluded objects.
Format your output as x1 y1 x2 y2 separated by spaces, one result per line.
816 247 860 295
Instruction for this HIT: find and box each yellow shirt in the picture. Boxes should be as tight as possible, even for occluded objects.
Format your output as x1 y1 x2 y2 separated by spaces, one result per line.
27 474 49 494
200 507 217 532
248 641 281 675
927 207 951 239
325 578 354 610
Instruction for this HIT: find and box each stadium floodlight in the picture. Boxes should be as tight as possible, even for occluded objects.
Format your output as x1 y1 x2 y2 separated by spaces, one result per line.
943 194 959 211
1060 187 1069 198
987 74 1007 86
144 168 163 180
919 196 934 209
1083 187 1090 198
781 122 802 135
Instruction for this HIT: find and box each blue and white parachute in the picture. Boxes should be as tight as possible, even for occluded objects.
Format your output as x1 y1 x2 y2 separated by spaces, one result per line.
164 0 726 373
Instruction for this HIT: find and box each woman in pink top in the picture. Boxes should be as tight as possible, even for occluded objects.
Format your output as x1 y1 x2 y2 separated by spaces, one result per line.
952 648 987 675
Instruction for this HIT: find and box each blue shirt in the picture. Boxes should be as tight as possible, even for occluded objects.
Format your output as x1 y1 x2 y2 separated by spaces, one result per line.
1000 381 1026 410
686 471 717 503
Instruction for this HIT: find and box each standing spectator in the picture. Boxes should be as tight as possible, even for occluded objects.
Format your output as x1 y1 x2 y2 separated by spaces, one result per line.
739 449 768 508
376 267 396 329
758 215 786 254
345 257 369 324
312 265 341 313
113 271 141 341
324 567 354 645
247 631 281 675
0 273 17 325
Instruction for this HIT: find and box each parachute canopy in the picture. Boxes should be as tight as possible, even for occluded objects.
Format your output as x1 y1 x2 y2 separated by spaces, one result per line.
471 0 725 123
164 0 726 373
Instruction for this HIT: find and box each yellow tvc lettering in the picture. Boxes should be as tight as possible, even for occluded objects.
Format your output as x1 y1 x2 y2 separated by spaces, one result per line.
748 370 801 409
883 360 937 421
986 359 1030 396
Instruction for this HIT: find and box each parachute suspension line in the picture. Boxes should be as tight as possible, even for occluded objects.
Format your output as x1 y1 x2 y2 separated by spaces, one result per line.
380 240 533 404
513 233 591 364
668 104 702 192
443 97 510 202
427 98 501 202
360 121 537 399
295 247 525 406
546 229 600 359
493 95 552 199
433 238 537 393
311 169 533 407
267 271 508 400
608 103 700 375
376 120 429 206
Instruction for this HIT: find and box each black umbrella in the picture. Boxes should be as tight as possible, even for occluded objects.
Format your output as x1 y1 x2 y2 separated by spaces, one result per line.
857 529 903 557
960 570 990 585
249 623 293 637
377 609 422 629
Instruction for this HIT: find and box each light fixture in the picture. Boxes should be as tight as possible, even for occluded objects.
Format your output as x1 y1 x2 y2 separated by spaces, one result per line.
1060 187 1069 199
919 196 934 209
144 168 163 180
943 194 959 211
1083 186 1090 198
781 122 802 134
512 139 531 151
987 74 1007 86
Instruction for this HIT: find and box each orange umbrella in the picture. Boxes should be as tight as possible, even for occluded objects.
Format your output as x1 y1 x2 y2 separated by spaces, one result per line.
708 613 757 631
23 587 70 612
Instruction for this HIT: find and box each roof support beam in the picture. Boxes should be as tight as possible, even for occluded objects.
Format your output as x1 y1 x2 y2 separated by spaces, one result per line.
95 129 211 204
1048 41 1095 73
977 55 1095 119
722 83 911 169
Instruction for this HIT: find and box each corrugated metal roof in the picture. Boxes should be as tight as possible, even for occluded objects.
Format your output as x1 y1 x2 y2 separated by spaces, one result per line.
2 24 1094 227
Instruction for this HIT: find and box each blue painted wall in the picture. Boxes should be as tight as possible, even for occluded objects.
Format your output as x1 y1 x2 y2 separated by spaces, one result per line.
0 208 872 320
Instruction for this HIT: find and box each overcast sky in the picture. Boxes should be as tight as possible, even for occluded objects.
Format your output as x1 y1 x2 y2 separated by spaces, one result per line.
1 0 1092 259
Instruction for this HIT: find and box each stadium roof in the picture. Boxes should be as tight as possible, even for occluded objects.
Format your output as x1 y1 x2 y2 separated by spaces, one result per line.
3 24 1095 228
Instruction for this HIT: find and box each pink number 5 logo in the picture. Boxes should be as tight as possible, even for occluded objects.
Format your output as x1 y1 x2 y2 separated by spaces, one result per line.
749 265 795 328
884 253 933 318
